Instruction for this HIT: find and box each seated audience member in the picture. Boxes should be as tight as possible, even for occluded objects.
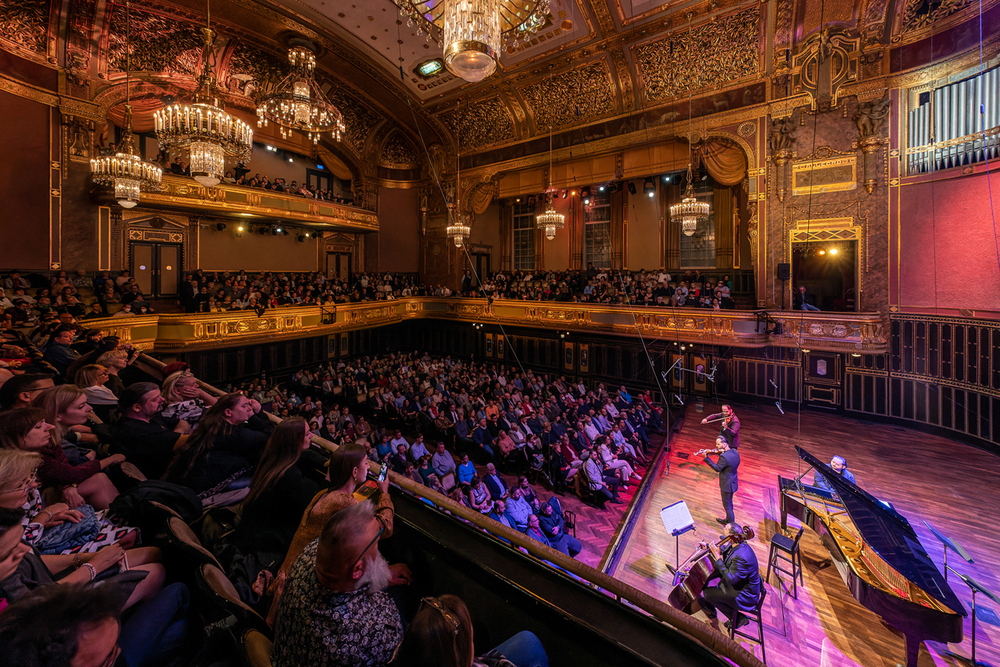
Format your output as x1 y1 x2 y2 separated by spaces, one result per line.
813 455 857 492
75 364 117 421
0 577 190 667
431 441 457 481
25 388 123 509
268 443 393 626
0 449 140 556
538 500 582 558
583 449 622 509
456 452 475 487
482 462 509 501
504 486 533 531
272 502 411 667
467 475 493 515
164 392 272 496
0 374 55 410
95 349 130 397
390 594 548 667
41 327 80 378
471 417 497 462
407 433 430 463
488 498 514 529
111 383 189 480
160 369 218 426
81 302 107 320
71 329 104 356
227 417 320 596
0 507 167 615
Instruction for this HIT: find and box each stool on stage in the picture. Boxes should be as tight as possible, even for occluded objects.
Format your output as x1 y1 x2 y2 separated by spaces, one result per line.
729 587 768 664
563 509 577 537
765 526 804 599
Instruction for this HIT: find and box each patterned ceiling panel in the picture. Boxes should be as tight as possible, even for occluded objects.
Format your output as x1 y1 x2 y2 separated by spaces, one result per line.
106 4 202 74
900 0 978 32
439 98 517 152
633 5 761 105
324 83 384 154
0 0 49 56
380 130 421 169
226 41 286 99
519 59 617 131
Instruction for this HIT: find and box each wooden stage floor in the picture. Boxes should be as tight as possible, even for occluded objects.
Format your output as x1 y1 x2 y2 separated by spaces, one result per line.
603 404 1000 667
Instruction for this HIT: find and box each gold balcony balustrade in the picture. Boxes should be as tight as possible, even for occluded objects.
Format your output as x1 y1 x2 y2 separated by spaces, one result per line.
87 298 888 354
94 175 378 232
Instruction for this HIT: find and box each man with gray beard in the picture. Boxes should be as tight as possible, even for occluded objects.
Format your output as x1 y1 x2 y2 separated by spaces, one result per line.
272 501 412 667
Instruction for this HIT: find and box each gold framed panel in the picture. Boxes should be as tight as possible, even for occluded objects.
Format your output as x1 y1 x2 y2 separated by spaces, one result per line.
803 351 842 387
579 344 589 373
791 157 857 196
485 333 494 358
563 342 575 372
496 335 504 360
339 334 348 356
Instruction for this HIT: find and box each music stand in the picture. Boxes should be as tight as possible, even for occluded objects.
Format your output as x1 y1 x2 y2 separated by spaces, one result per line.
924 520 975 581
944 567 1000 667
661 501 695 570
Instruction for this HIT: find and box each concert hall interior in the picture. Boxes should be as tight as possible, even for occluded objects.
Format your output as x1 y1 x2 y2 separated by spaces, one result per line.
0 0 999 666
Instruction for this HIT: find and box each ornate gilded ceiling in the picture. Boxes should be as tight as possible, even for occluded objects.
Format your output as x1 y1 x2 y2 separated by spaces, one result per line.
1 0 997 175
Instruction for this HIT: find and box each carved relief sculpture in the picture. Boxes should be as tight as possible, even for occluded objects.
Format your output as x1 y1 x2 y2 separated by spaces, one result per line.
770 116 795 202
855 95 889 193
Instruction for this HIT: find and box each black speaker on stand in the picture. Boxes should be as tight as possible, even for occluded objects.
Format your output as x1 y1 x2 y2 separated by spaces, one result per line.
777 263 791 310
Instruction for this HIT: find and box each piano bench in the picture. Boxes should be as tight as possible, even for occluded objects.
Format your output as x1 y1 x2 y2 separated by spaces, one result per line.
765 527 805 600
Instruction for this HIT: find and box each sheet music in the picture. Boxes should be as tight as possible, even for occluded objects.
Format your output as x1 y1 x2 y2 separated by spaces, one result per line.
661 501 695 536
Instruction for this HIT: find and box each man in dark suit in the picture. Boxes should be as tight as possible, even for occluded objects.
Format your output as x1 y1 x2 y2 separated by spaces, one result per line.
701 404 740 449
483 462 509 501
696 523 762 630
704 435 740 525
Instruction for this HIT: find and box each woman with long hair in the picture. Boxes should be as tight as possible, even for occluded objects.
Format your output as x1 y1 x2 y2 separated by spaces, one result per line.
95 349 128 397
231 417 319 559
74 364 117 422
164 392 270 496
266 443 394 626
390 594 549 667
19 391 122 509
160 370 217 426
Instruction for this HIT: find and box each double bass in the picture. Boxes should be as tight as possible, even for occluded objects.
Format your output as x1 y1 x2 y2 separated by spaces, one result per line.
667 525 755 613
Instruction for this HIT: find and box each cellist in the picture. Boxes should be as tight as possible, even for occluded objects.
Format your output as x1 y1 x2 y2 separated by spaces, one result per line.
695 522 762 631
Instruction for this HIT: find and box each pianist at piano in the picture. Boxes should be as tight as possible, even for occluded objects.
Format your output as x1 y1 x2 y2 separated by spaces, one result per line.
813 455 856 493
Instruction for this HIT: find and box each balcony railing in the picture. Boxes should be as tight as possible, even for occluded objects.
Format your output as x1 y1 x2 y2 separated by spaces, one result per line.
102 175 378 232
88 299 888 354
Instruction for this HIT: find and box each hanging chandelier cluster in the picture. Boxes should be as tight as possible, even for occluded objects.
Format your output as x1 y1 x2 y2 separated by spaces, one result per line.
446 213 472 247
536 125 564 240
393 0 550 83
154 2 253 188
91 0 162 209
256 43 346 144
671 165 710 237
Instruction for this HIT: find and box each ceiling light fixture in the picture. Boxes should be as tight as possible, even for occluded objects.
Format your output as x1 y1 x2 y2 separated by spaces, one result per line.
91 0 162 209
644 177 655 198
154 0 253 187
394 0 550 83
669 16 709 238
446 132 471 248
256 41 346 145
536 124 565 241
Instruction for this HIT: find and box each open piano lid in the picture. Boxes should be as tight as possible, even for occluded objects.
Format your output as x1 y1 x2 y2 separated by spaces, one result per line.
795 446 966 616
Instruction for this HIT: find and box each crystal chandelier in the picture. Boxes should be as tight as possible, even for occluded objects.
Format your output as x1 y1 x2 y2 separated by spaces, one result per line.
669 14 709 238
153 2 252 187
91 0 162 209
671 165 710 237
393 0 550 83
536 125 564 240
256 43 346 144
447 213 472 247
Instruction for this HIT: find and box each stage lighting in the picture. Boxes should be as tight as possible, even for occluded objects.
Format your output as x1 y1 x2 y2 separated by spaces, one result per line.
829 247 838 255
598 185 605 192
819 249 826 255
216 222 226 231
561 190 568 199
581 187 591 205
663 175 671 182
627 181 636 195
644 177 655 198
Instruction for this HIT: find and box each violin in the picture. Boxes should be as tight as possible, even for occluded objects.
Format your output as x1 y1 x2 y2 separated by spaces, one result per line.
694 445 727 457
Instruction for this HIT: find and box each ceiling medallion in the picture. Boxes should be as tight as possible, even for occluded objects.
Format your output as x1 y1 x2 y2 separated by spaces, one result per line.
91 0 162 209
256 42 346 145
393 0 550 83
153 1 253 187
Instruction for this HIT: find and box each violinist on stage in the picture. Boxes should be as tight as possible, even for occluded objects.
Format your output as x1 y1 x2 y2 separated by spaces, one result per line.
695 523 762 631
701 404 740 449
697 436 740 525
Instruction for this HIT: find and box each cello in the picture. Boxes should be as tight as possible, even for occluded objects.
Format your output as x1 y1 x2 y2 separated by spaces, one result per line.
667 524 754 613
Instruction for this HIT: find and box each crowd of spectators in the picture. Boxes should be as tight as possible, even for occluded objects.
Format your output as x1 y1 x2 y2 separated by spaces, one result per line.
0 309 607 665
161 154 356 205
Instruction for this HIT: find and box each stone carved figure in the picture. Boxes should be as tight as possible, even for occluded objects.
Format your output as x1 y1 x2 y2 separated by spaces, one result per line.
854 96 890 140
770 116 796 152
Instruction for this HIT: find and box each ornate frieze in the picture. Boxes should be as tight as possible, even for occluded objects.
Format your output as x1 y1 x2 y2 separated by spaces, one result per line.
104 4 203 75
380 131 421 169
439 98 516 152
899 0 978 34
632 6 761 105
325 84 384 155
519 60 617 131
0 0 49 58
226 42 286 100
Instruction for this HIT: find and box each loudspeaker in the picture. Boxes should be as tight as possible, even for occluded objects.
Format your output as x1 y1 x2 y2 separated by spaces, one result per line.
777 263 791 281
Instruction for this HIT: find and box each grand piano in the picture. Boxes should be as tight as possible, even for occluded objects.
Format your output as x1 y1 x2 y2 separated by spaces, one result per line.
779 446 966 667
